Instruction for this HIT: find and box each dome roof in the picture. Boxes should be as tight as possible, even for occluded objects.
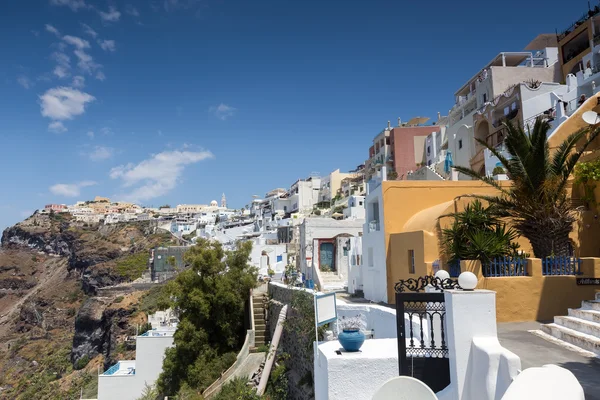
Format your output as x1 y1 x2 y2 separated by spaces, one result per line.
210 200 218 207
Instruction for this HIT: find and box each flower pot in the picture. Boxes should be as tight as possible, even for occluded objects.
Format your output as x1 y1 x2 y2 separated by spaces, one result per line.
338 329 365 352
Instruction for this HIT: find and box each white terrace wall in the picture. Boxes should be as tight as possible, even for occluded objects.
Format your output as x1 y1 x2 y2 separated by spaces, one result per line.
268 282 318 400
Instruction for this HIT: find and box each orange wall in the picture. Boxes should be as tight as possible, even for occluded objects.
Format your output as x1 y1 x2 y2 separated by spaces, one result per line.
461 258 600 322
381 181 509 303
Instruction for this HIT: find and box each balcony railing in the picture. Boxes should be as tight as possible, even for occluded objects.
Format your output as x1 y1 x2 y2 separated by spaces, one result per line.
368 220 380 233
103 362 121 376
557 7 599 41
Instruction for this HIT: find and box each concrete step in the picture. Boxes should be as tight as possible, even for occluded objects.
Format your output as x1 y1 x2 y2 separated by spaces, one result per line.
555 316 600 337
582 300 600 311
541 323 600 356
255 323 266 330
568 308 600 324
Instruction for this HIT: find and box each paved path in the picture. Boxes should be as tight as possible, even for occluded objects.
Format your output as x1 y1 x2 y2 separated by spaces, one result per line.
498 321 600 400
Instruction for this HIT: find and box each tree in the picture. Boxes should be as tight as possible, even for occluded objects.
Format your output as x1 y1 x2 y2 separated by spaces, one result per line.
441 200 521 265
156 239 257 395
453 118 600 258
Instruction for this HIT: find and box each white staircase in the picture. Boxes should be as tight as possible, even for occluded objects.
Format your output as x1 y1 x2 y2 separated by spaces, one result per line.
540 292 600 356
320 271 346 292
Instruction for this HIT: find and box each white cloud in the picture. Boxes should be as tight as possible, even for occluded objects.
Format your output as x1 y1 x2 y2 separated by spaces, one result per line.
49 181 96 197
39 86 95 120
209 103 236 120
86 146 114 161
98 39 116 52
63 35 90 49
81 23 97 38
99 6 121 22
86 130 95 139
45 24 61 37
74 49 101 75
31 30 40 37
95 70 106 81
72 75 85 88
53 66 69 78
110 149 214 202
49 0 88 11
51 52 71 78
17 75 32 89
125 4 140 16
48 121 67 133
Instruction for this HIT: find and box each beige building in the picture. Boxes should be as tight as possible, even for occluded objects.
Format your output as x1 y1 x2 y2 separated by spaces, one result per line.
176 204 208 214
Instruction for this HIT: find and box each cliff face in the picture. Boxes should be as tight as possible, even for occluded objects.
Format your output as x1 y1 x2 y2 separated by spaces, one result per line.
0 213 175 399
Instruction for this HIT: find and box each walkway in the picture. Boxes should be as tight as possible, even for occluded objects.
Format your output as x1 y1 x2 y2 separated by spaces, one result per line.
497 321 600 400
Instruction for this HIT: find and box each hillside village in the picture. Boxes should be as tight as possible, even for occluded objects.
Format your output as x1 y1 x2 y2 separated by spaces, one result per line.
7 8 600 400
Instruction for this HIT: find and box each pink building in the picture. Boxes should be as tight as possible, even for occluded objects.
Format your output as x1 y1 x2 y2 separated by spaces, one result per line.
390 124 441 180
45 204 67 212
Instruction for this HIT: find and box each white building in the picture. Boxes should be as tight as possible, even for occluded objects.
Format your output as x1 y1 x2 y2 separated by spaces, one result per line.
97 327 175 400
288 175 321 214
343 196 365 220
74 214 103 224
445 38 561 178
299 217 364 290
361 169 388 303
105 214 125 224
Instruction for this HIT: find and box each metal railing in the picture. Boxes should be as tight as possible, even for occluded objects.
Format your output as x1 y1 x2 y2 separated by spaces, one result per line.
542 257 582 276
557 8 599 41
484 257 527 277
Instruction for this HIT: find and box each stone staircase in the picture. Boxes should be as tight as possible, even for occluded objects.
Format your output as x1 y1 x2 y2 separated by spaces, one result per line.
252 293 268 347
540 292 600 356
320 271 346 292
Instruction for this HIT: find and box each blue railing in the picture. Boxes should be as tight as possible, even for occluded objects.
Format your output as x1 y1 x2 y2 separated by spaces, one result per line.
103 362 120 376
542 257 582 276
449 260 461 277
484 257 527 277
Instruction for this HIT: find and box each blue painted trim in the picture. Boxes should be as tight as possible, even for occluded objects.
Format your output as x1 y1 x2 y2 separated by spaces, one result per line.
315 292 337 326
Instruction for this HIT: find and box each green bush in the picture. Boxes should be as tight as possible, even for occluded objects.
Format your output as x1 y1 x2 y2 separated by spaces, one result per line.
266 363 288 400
114 296 124 303
213 377 260 400
492 166 505 175
115 252 149 281
139 322 153 336
74 355 90 370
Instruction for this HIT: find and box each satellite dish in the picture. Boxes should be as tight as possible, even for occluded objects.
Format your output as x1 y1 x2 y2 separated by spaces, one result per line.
372 376 438 400
582 111 600 125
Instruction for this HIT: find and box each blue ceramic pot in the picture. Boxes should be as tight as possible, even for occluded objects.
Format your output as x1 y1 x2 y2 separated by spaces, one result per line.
338 329 365 352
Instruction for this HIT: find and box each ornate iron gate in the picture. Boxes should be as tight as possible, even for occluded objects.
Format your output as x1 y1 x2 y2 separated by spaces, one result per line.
395 276 460 393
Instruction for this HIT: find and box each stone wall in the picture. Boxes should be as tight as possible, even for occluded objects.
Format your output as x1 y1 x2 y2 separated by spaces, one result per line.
268 282 317 400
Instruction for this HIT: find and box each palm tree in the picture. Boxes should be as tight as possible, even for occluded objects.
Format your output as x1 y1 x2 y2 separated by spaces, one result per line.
453 117 600 259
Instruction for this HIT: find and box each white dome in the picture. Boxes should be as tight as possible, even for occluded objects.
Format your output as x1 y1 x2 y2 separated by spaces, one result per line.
210 200 218 207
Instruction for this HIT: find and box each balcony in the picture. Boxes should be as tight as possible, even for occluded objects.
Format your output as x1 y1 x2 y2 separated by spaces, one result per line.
368 220 380 233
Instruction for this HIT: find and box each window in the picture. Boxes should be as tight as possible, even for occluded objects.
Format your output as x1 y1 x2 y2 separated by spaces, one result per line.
408 250 415 274
385 137 390 145
427 146 431 156
458 139 463 149
357 254 361 265
483 93 488 103
359 201 363 206
504 106 510 116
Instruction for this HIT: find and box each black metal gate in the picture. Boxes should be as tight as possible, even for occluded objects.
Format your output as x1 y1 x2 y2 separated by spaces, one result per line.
394 276 460 393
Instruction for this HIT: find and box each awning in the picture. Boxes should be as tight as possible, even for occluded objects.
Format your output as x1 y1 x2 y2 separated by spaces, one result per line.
407 117 430 126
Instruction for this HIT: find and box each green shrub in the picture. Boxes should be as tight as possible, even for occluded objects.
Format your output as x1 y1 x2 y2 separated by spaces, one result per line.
74 355 90 370
492 166 505 175
266 363 288 400
115 252 149 281
139 322 153 336
213 377 260 400
114 296 124 303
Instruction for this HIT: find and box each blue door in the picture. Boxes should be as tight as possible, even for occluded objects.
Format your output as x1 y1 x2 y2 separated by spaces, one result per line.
319 242 335 272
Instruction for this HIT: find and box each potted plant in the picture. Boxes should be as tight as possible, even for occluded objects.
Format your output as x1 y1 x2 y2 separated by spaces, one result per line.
267 268 275 278
338 315 366 352
492 166 508 181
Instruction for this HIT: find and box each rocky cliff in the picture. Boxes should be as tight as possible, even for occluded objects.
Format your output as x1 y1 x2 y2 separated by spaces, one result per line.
0 213 175 399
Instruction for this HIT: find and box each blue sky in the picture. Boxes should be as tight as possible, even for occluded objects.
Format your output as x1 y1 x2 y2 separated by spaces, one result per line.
0 0 591 230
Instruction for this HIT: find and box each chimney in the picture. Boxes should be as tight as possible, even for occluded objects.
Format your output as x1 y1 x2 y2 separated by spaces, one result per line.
438 112 441 120
398 117 401 127
387 120 391 129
